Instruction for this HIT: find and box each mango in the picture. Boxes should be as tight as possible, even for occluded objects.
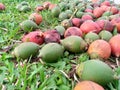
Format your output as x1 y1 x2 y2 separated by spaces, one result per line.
13 42 39 59
61 36 87 53
76 60 114 86
20 20 39 32
39 43 64 63
51 6 61 17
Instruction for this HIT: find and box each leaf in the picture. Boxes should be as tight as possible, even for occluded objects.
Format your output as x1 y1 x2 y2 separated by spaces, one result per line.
0 66 8 72
59 84 70 90
39 66 45 82
0 73 5 84
46 60 66 70
6 84 15 90
64 51 69 57
0 37 5 43
68 54 75 60
115 66 120 76
78 53 89 63
27 66 43 80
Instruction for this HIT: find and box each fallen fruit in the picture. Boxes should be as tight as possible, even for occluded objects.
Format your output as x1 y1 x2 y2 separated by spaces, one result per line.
64 27 83 38
55 25 65 36
109 34 120 57
51 6 61 17
102 11 113 17
29 13 43 25
71 18 83 27
107 6 118 14
75 11 84 18
13 42 39 59
20 20 39 32
44 30 61 43
88 40 111 60
96 20 114 32
76 60 114 86
74 81 104 90
81 14 93 21
22 30 44 45
36 6 44 12
39 43 64 63
49 4 57 10
100 0 111 6
65 10 73 18
16 1 29 10
93 7 104 18
61 36 87 53
61 19 72 29
59 12 68 21
20 5 31 12
99 30 113 41
84 32 100 44
43 1 51 9
111 17 120 32
80 20 101 34
85 8 93 13
0 3 5 11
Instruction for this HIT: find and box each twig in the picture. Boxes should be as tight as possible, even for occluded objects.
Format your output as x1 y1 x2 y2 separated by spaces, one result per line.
116 58 119 67
11 39 22 43
73 73 79 82
2 85 6 90
69 8 78 20
69 2 87 20
0 27 8 32
39 58 45 65
59 70 70 80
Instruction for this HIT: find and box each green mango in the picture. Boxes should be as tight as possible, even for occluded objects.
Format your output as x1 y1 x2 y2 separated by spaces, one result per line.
102 11 113 17
58 2 67 11
61 36 87 53
59 12 68 21
76 11 84 18
55 25 65 36
39 43 64 63
20 20 39 32
19 5 31 12
61 19 72 29
65 10 73 18
51 6 61 17
13 42 39 59
99 30 113 41
84 32 100 44
77 3 85 11
76 60 114 86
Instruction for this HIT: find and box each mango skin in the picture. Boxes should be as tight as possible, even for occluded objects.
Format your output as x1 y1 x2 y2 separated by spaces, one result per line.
51 6 61 17
76 60 114 86
99 30 113 41
84 32 100 44
74 81 105 90
39 43 64 63
13 42 39 59
20 20 39 32
61 36 87 53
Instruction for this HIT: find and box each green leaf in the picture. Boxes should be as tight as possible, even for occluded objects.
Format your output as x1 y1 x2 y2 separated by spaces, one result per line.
0 37 4 43
0 73 5 84
46 60 66 70
78 53 89 63
6 84 15 90
59 84 70 90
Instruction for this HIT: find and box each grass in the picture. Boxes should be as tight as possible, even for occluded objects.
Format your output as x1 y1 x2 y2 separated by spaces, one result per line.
0 0 74 89
0 0 120 90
